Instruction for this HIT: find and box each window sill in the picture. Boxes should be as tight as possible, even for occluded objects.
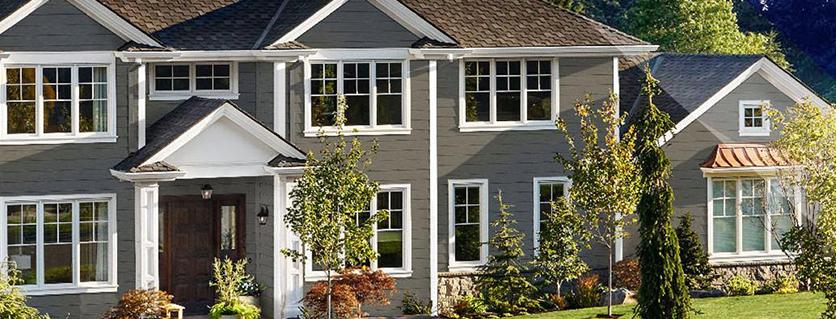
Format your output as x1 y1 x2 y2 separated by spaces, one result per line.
709 252 790 265
21 284 118 296
738 130 770 137
0 135 117 145
447 263 485 273
459 122 556 132
303 127 411 137
149 92 239 101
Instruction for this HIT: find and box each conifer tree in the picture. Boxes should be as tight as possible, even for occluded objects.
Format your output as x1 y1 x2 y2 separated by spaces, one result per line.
676 213 714 290
476 192 539 314
632 68 692 319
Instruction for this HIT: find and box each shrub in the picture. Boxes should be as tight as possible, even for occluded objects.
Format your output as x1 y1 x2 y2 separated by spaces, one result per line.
446 295 488 318
725 275 757 296
209 258 261 319
566 272 603 309
304 267 396 318
237 272 265 297
401 291 432 315
209 301 260 319
0 263 47 319
613 258 641 290
103 289 173 319
761 275 800 294
676 213 715 290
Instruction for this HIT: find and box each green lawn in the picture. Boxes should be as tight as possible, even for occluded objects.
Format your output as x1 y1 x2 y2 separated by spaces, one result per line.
515 292 825 319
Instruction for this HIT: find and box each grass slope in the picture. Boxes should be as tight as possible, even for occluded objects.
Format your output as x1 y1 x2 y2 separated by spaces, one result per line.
515 292 824 319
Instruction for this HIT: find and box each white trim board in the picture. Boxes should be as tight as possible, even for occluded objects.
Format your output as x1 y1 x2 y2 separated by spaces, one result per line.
658 57 831 146
0 0 161 47
271 0 455 46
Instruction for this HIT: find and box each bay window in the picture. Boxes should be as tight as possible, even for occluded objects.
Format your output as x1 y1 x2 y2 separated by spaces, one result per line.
709 177 796 259
448 179 488 271
460 58 558 131
1 194 117 295
305 61 410 136
1 63 115 143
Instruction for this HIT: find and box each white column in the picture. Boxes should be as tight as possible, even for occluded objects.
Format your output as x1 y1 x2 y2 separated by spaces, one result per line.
134 182 159 289
274 62 287 137
612 56 624 262
428 60 439 314
137 62 147 148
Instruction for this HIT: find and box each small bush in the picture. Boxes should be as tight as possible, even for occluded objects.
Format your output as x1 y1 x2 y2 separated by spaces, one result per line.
304 267 396 319
566 272 603 309
209 301 260 319
103 289 173 319
237 272 265 297
676 213 715 290
401 291 432 315
447 295 488 318
725 275 757 296
613 258 641 290
547 293 567 310
761 275 800 294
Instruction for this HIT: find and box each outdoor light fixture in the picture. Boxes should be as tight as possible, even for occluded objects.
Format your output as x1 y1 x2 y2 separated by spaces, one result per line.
258 205 270 225
201 184 213 200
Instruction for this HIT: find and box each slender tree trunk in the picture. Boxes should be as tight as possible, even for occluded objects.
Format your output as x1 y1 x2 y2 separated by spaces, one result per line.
326 269 333 319
608 250 613 317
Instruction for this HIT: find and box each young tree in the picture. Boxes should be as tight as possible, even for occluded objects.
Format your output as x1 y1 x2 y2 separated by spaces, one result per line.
625 0 789 68
533 197 590 299
476 192 539 314
555 93 641 317
768 100 836 318
675 213 714 290
632 68 692 318
283 96 382 319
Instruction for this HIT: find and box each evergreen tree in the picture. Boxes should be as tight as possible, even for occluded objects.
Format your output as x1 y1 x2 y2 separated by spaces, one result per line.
476 192 539 314
625 0 789 68
547 0 585 13
632 68 692 319
676 213 714 290
533 197 590 298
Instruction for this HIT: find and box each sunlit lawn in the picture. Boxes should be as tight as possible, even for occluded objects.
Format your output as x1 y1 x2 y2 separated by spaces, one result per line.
514 292 824 319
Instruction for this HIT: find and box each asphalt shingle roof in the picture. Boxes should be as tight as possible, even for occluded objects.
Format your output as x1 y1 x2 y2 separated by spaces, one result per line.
620 53 763 125
0 0 28 23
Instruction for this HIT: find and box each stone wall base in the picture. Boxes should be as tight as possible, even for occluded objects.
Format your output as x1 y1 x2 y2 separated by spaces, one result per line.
437 272 479 311
711 261 796 287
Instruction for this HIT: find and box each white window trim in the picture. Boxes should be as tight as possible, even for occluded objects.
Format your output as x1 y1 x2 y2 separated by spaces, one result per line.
706 175 802 263
0 193 118 295
0 52 117 145
532 177 571 252
304 184 412 281
458 58 560 132
148 62 239 101
303 59 411 137
738 100 771 137
447 179 489 272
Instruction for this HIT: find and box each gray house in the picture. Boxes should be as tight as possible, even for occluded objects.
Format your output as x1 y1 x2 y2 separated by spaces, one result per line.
0 0 827 318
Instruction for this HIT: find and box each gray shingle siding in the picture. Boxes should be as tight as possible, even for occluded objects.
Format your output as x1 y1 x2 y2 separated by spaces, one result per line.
0 0 126 51
296 0 420 48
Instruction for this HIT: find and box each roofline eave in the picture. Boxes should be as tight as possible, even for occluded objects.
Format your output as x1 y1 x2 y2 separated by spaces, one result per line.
115 49 318 63
411 44 659 58
110 169 186 183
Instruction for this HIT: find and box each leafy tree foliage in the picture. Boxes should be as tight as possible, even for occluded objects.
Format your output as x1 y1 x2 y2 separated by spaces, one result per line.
625 0 789 68
476 192 539 314
631 68 692 318
0 263 47 319
547 0 585 13
676 213 714 290
533 197 590 298
282 96 382 318
768 100 836 318
555 93 641 317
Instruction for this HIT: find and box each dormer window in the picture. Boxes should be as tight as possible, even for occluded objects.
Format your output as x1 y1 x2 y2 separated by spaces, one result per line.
739 100 770 136
149 63 238 100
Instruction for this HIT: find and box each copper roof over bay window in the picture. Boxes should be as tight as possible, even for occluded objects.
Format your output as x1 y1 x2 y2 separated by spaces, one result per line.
701 143 792 169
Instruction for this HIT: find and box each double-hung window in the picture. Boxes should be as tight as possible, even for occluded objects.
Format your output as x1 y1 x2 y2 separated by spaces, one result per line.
709 177 796 259
305 61 410 136
448 179 488 271
738 100 770 136
150 63 237 100
1 194 117 295
1 55 116 144
460 59 557 131
533 177 570 250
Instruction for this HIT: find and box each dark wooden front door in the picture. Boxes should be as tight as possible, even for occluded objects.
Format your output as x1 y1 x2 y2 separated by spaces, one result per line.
159 195 246 315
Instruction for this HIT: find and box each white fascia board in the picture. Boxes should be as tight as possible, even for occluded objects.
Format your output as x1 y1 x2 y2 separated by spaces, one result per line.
114 50 317 63
0 51 115 64
263 166 306 176
67 0 161 47
700 166 798 177
659 57 831 146
110 169 186 183
409 45 658 59
0 0 49 35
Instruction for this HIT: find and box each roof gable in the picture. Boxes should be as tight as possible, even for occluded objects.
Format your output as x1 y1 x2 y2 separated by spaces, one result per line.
293 0 421 48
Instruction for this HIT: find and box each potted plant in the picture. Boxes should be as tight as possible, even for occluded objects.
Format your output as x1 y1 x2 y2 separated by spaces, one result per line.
237 273 265 308
209 258 261 319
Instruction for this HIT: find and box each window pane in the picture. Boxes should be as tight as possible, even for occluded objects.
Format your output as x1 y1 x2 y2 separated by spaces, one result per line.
44 244 73 284
742 216 765 251
713 218 735 253
345 95 370 126
377 231 402 268
527 91 551 120
454 207 467 223
455 224 480 262
772 215 793 250
214 78 230 90
43 101 71 133
465 93 489 121
221 206 237 251
497 92 520 121
7 102 36 134
80 101 108 133
312 96 337 126
196 78 212 90
173 79 190 91
196 65 212 77
8 246 36 284
80 242 108 282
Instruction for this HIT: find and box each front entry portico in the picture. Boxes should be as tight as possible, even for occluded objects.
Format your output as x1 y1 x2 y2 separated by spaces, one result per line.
110 97 307 318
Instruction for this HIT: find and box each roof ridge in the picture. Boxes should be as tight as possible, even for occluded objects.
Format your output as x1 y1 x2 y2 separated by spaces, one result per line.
538 0 649 45
253 0 290 49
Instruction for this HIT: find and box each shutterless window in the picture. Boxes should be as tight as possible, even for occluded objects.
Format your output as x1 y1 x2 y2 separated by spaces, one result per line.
343 63 371 126
375 63 402 125
526 61 552 120
309 62 405 129
463 59 553 124
310 63 338 127
453 185 482 262
464 61 490 122
535 180 565 247
4 66 111 137
376 190 404 268
195 64 231 91
154 65 190 91
5 197 113 289
742 104 765 129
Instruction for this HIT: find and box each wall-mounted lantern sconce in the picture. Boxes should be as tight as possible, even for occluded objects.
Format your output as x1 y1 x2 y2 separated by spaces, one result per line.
258 205 270 225
201 184 214 200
